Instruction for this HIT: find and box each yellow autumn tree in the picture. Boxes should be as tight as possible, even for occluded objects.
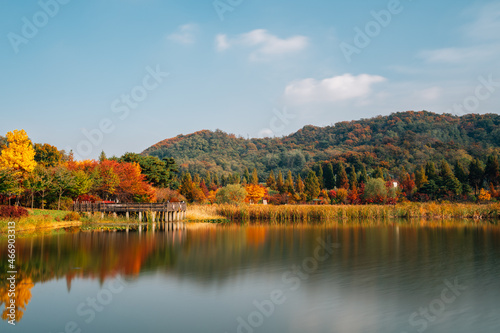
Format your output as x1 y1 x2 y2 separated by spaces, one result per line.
245 184 266 204
478 188 491 201
0 276 34 322
0 130 36 173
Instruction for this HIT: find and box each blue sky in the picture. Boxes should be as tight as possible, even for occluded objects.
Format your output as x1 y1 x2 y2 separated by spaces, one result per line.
1 0 499 160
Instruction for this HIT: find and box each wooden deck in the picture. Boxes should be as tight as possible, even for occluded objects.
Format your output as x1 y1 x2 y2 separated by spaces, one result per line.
73 202 187 222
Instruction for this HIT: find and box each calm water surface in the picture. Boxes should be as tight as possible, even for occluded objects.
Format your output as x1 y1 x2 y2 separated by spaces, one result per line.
1 221 499 333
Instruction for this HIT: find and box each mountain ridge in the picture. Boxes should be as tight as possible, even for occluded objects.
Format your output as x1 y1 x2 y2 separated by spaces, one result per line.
142 111 500 177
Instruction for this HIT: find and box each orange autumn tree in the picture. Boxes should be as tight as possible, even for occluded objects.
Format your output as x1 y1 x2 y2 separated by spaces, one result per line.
114 161 155 202
67 159 155 202
245 184 266 203
0 129 36 173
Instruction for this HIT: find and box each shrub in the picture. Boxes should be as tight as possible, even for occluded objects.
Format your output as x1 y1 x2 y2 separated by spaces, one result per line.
335 188 348 204
155 188 186 203
0 205 29 219
76 194 101 203
269 193 289 205
48 197 74 211
63 211 80 221
478 188 491 202
364 178 387 203
215 184 247 204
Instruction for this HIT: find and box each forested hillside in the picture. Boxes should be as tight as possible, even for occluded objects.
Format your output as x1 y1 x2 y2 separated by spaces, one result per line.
143 111 500 179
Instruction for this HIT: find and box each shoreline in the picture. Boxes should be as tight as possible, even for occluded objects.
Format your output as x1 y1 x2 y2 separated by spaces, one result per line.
2 202 499 235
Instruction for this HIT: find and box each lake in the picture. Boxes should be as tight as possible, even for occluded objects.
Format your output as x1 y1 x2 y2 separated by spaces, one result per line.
1 221 499 333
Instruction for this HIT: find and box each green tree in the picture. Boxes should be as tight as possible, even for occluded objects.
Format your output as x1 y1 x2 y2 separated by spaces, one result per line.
364 178 387 202
373 167 384 180
414 165 428 189
276 171 285 194
469 158 484 195
454 161 471 195
215 184 247 204
266 170 276 190
295 174 305 194
99 150 107 162
285 170 294 194
438 161 461 195
34 143 62 167
349 166 358 190
484 155 500 186
337 163 349 189
323 162 335 190
119 153 177 188
313 164 324 189
243 168 250 184
304 171 320 200
359 164 368 185
51 166 76 210
0 168 23 200
425 161 438 182
71 170 93 198
251 168 259 185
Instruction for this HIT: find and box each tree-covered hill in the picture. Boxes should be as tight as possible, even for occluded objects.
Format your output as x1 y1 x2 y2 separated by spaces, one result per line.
142 111 500 179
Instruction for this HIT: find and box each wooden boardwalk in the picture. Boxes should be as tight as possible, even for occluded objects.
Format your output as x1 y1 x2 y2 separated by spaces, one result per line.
73 202 187 222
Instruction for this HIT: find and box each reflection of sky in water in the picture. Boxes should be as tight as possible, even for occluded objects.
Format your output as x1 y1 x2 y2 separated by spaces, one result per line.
1 223 499 333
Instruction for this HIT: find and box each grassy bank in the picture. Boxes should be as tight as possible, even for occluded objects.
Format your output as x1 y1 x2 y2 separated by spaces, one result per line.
190 203 500 223
0 209 82 233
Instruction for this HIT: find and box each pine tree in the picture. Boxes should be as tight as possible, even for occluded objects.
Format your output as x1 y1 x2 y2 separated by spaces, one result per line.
359 164 368 185
454 161 471 194
425 162 438 182
295 174 305 194
439 160 461 195
485 155 500 186
251 168 259 185
266 170 276 190
193 173 201 184
99 151 107 162
469 158 484 195
415 165 428 189
349 166 358 190
285 170 294 193
337 163 349 189
454 161 468 184
304 170 320 200
205 171 212 185
179 173 195 200
373 167 384 180
313 164 324 189
277 170 285 193
323 162 335 190
243 168 250 184
221 174 228 187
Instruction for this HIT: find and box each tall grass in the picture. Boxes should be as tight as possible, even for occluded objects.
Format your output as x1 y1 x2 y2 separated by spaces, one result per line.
0 210 82 233
188 203 500 223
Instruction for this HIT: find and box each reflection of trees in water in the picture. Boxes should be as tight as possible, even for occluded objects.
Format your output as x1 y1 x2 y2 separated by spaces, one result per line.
0 221 499 322
0 275 33 322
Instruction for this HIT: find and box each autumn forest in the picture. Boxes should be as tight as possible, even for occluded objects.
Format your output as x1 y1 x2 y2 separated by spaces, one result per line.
2 111 500 211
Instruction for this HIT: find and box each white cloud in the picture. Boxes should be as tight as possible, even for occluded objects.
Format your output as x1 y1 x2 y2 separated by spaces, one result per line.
284 74 386 105
418 46 496 64
167 24 198 45
215 29 308 61
258 128 274 138
215 34 230 51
